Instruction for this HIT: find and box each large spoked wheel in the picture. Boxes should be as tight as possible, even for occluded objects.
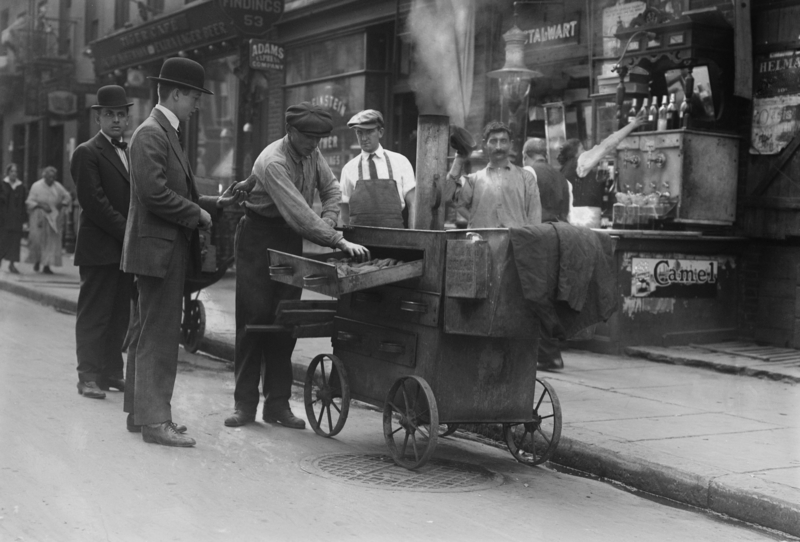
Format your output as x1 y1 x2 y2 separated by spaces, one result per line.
503 378 562 466
181 298 205 354
304 354 350 437
383 376 439 470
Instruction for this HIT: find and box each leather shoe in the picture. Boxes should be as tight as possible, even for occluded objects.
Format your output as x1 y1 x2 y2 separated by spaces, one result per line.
98 377 125 392
142 422 195 447
127 414 186 434
263 409 306 429
224 410 255 427
537 353 565 372
77 381 106 399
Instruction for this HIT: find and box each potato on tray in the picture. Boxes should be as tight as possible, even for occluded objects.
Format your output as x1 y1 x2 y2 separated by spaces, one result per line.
327 257 406 278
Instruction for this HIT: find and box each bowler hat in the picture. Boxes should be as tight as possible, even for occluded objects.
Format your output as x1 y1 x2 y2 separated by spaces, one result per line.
91 85 133 109
347 109 384 130
148 57 213 95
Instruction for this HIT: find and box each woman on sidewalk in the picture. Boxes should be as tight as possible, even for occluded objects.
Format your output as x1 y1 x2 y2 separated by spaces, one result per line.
0 163 27 274
25 166 71 274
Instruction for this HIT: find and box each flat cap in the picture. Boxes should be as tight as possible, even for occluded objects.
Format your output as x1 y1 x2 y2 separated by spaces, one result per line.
285 102 333 137
347 109 384 130
523 137 548 156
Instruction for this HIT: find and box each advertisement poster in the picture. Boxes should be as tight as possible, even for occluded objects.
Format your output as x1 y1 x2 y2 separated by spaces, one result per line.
751 50 800 155
631 258 718 298
601 1 646 59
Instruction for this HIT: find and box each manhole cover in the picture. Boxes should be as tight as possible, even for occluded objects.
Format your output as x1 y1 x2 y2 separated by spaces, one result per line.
300 453 504 493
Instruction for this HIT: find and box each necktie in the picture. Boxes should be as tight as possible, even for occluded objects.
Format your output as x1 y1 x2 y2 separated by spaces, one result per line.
177 127 183 145
368 153 378 180
110 138 127 150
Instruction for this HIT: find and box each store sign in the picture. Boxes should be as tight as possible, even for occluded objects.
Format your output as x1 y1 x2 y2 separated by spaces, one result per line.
249 40 283 71
631 258 718 298
91 2 238 74
47 91 77 116
751 50 800 155
216 0 284 36
523 17 580 49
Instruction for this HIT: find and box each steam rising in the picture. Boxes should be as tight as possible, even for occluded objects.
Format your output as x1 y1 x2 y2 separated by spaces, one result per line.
407 0 474 127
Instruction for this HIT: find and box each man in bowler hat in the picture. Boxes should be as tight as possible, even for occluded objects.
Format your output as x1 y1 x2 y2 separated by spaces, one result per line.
71 85 135 400
223 102 370 429
122 58 246 447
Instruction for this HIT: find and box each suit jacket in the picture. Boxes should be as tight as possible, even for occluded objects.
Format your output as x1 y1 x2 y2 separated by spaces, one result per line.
122 108 217 278
71 131 131 267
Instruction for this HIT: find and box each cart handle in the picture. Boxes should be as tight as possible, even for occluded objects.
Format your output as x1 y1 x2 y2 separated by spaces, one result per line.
378 341 405 354
303 274 328 286
400 300 427 313
336 331 361 343
269 265 294 276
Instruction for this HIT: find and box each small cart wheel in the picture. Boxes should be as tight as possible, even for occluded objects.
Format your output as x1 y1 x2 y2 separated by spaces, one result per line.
383 376 439 469
181 298 205 354
503 378 562 467
304 354 350 437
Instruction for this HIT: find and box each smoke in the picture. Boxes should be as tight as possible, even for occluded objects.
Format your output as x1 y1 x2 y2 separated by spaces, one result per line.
407 0 474 127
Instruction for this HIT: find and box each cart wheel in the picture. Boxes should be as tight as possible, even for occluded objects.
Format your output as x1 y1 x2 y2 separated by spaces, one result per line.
304 354 350 437
503 378 562 467
181 299 205 354
383 376 439 469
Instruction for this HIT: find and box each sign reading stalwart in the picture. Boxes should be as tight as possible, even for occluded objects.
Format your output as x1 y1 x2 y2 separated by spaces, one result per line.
216 0 284 36
249 40 284 71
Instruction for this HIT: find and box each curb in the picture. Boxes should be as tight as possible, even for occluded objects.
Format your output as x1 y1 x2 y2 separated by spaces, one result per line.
3 279 797 538
625 346 800 384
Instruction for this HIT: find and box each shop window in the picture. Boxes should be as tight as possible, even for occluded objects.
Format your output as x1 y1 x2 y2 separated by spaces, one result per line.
285 34 365 85
194 55 238 195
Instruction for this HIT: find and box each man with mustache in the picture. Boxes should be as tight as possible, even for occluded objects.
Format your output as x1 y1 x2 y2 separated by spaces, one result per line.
447 121 541 228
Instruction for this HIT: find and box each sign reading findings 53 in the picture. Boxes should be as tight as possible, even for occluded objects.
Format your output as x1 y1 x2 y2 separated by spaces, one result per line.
216 0 284 36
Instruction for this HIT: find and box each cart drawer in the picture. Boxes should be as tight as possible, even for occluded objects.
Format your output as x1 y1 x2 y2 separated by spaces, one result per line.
268 250 424 298
340 286 441 328
332 317 417 368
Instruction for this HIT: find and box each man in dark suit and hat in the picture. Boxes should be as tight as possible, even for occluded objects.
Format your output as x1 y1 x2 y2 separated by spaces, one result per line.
72 85 135 400
223 102 370 429
122 58 246 447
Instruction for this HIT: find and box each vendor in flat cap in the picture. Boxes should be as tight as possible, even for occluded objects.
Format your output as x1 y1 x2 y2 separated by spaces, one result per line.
224 102 369 430
339 109 416 228
122 57 247 447
71 85 135 401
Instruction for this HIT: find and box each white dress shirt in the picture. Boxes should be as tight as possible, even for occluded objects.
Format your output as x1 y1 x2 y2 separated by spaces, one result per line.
100 130 128 172
339 145 416 209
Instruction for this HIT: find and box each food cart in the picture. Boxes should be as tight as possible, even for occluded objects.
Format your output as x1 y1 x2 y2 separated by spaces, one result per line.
261 226 562 470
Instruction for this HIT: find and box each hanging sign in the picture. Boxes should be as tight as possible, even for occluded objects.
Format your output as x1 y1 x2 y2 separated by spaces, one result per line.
631 257 718 298
215 0 284 36
522 17 580 50
249 40 284 71
47 90 77 116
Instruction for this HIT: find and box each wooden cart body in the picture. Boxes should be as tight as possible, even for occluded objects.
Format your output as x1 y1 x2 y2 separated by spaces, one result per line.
269 227 541 424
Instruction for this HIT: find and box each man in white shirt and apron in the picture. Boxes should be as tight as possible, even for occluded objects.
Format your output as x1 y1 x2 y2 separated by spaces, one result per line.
339 110 416 228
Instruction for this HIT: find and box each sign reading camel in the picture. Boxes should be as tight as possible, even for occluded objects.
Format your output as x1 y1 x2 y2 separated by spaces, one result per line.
216 0 284 36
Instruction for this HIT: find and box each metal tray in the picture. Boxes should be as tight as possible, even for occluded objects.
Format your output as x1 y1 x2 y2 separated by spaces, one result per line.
268 250 425 298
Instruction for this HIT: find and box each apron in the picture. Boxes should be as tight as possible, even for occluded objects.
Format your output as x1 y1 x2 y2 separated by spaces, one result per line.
349 152 405 228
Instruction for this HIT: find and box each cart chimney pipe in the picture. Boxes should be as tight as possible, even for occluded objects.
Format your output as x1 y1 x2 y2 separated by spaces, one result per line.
413 115 450 230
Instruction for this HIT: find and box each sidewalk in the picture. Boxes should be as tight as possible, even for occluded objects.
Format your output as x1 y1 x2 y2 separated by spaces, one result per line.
1 250 798 538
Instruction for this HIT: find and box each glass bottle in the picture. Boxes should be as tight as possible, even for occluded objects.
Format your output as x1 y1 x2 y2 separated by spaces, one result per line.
638 98 650 132
627 98 638 127
666 93 678 130
657 94 668 131
648 96 658 132
679 93 691 128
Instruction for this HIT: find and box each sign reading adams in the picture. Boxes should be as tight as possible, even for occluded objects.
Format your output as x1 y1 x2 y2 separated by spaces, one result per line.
216 0 284 36
249 40 284 71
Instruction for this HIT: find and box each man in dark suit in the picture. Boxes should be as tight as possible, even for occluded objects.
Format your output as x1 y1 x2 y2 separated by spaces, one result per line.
71 85 135 400
122 58 245 447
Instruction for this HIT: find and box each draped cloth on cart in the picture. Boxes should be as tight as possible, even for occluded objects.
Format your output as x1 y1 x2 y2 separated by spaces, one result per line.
510 223 618 339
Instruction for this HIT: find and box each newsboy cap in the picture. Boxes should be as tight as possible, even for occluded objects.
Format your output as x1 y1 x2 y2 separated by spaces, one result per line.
91 85 133 109
148 57 213 95
347 109 384 130
285 102 334 137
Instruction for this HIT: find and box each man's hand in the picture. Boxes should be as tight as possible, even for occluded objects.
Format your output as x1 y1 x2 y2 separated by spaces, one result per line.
199 208 212 230
217 182 248 208
336 239 370 262
632 107 647 128
39 203 52 213
230 173 258 195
